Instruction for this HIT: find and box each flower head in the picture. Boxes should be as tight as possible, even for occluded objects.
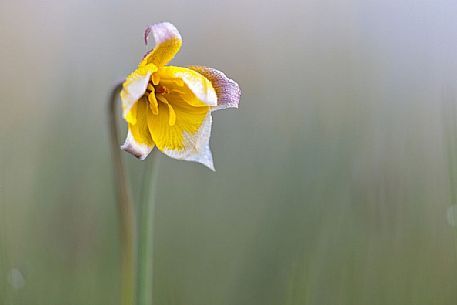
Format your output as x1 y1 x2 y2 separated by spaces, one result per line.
120 22 240 170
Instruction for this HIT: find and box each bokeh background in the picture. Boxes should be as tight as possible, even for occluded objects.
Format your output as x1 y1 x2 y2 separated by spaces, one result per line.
2 0 457 304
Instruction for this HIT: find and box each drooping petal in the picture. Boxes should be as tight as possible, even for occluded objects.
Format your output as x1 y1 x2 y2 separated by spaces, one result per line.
122 98 155 160
189 66 241 110
142 22 182 67
158 66 217 107
147 100 214 170
121 65 157 120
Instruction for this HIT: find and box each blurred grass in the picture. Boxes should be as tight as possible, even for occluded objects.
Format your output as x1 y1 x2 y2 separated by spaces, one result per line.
2 0 457 304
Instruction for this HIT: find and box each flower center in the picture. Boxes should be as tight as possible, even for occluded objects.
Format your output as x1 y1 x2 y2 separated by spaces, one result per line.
144 82 176 126
153 84 169 94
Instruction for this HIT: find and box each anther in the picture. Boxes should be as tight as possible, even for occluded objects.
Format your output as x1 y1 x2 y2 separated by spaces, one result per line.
154 85 168 94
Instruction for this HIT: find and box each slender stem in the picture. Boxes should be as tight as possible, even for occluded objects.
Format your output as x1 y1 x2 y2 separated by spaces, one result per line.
109 83 137 305
0 171 11 305
441 92 457 256
137 152 159 305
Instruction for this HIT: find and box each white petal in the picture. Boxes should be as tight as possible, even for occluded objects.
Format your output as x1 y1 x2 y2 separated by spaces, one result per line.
121 71 151 119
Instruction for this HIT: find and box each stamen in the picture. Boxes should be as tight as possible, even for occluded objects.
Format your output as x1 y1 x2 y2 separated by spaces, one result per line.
152 73 160 85
148 93 159 115
157 95 176 126
167 103 176 126
160 79 185 87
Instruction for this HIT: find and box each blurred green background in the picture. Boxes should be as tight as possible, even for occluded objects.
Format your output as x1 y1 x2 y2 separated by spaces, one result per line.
2 0 457 304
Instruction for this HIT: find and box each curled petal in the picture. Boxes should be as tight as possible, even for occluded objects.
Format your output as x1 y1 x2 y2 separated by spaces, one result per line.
189 66 241 110
158 66 217 107
142 22 182 67
121 129 154 160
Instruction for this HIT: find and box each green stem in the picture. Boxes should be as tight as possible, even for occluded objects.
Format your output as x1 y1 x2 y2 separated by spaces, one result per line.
441 95 457 256
109 83 137 305
0 174 11 305
137 152 159 305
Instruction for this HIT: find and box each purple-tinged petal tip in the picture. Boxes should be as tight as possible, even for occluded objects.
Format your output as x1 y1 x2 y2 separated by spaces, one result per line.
144 22 181 45
189 66 241 111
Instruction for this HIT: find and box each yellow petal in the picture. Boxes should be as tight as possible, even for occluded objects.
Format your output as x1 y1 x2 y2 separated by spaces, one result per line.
157 66 217 107
129 98 154 147
141 22 182 67
162 113 215 171
147 98 209 152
